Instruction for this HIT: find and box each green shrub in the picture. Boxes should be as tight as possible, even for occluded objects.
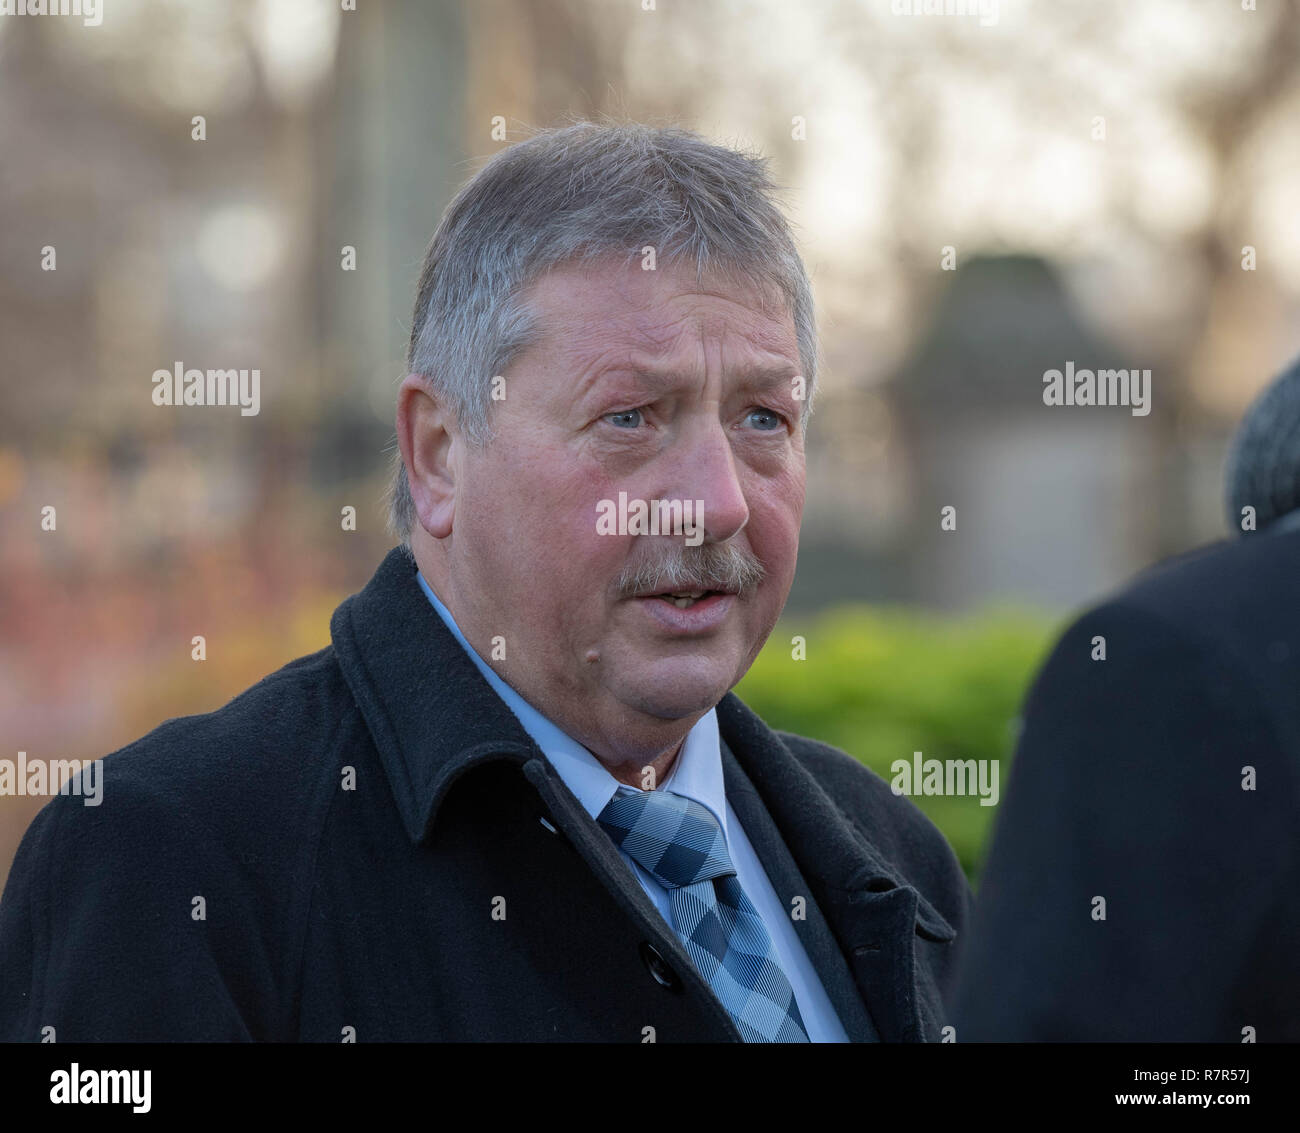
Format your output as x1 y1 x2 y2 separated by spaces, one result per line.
734 604 1060 884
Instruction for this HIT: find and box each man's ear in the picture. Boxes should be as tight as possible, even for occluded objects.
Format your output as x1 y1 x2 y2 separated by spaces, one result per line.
396 373 456 539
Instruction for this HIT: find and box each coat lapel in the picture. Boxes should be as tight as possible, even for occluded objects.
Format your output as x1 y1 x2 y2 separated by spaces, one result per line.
719 737 880 1041
716 693 956 1042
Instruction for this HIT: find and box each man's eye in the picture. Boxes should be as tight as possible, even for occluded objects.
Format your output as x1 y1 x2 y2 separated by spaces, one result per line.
606 408 644 428
747 407 787 431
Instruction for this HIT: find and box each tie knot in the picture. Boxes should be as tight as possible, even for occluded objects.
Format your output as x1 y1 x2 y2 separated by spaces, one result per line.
597 788 735 889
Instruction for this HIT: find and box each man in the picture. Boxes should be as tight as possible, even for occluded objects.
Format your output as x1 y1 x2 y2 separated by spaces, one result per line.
950 358 1300 1041
0 122 969 1042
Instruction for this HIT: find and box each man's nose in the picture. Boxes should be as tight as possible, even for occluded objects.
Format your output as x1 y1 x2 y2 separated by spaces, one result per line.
670 422 749 543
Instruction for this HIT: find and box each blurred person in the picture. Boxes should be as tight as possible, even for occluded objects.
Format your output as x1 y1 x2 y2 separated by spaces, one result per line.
950 356 1300 1041
0 122 968 1043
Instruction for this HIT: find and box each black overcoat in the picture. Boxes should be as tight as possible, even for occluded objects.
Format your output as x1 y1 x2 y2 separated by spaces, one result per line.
952 526 1300 1040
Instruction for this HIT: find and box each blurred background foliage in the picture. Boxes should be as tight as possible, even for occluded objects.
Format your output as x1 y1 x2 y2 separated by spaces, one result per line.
737 605 1059 881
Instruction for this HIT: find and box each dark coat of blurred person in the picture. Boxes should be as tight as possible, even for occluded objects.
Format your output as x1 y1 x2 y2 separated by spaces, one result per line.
950 362 1300 1041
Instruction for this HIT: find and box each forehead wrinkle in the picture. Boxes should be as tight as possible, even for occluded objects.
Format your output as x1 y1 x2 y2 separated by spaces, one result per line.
556 316 700 406
574 332 800 406
526 269 800 408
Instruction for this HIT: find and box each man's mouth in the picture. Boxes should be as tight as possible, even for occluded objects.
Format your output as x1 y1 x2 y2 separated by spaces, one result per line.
654 590 714 609
637 588 733 609
627 586 740 633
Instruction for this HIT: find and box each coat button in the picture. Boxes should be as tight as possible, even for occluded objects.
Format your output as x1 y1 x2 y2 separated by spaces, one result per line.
639 941 679 990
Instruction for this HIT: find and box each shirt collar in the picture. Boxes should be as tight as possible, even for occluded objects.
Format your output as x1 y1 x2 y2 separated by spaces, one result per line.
416 570 729 841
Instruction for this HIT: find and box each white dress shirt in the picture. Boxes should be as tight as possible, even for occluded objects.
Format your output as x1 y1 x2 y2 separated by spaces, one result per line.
416 572 848 1042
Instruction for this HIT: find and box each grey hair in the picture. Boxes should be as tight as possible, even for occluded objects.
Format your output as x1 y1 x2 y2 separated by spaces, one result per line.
1225 353 1300 533
387 119 820 545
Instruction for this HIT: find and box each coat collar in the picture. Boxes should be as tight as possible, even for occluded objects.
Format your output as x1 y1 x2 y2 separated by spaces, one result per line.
331 546 955 1041
330 546 544 844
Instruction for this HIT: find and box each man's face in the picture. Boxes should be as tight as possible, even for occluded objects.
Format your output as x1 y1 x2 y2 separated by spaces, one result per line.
443 256 806 765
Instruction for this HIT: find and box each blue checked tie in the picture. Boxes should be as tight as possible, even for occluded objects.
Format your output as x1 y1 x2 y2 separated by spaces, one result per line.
598 787 810 1043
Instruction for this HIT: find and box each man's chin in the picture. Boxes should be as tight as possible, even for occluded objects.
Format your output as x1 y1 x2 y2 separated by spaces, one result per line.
610 668 737 722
